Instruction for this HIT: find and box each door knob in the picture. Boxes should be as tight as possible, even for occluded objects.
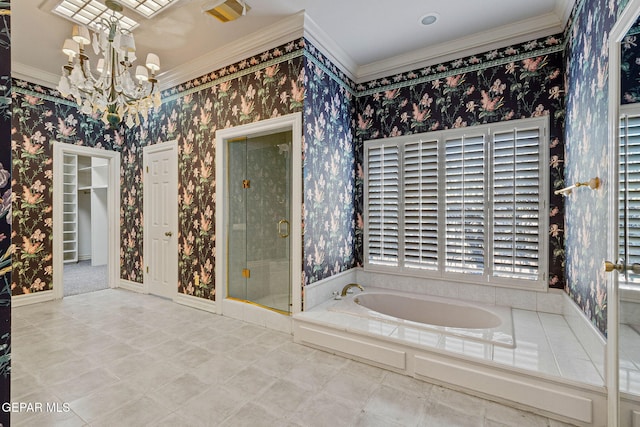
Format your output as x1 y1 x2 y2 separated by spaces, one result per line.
604 261 640 274
604 261 623 273
165 231 173 237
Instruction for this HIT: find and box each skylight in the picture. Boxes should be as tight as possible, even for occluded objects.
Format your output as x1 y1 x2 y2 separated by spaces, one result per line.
118 0 177 18
53 0 139 32
52 0 178 31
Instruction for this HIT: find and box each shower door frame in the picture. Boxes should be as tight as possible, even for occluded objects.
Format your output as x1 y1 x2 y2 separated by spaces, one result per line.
215 112 303 316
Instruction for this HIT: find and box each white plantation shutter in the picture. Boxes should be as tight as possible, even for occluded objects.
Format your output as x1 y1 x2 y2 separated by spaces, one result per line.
445 134 486 274
620 112 640 284
364 117 547 288
367 144 399 266
404 139 439 270
492 127 541 280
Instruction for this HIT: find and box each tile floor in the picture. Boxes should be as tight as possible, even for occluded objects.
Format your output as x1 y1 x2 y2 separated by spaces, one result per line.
11 289 578 426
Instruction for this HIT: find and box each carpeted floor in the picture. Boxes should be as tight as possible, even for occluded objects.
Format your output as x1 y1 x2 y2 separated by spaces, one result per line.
63 260 108 297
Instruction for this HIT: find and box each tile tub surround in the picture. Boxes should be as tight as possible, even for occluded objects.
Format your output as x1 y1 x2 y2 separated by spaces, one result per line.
8 289 577 426
329 287 515 348
305 268 566 314
294 294 614 426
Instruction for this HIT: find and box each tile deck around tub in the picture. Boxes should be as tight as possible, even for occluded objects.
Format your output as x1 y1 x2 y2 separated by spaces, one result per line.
298 297 607 387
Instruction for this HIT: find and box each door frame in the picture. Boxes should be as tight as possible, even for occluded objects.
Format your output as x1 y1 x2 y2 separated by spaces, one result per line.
52 142 121 299
607 0 640 424
215 112 303 315
143 139 179 298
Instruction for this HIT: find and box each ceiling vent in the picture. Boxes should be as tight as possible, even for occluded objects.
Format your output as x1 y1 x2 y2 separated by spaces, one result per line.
202 0 250 23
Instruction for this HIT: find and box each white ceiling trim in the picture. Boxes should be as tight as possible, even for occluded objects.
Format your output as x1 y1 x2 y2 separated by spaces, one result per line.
158 11 306 90
13 2 576 95
356 12 566 83
12 62 60 89
301 14 358 82
555 0 576 28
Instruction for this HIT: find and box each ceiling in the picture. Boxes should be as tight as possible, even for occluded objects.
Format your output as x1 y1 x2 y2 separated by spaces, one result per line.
12 0 575 89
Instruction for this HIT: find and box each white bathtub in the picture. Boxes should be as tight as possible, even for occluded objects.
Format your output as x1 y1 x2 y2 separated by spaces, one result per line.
329 288 514 348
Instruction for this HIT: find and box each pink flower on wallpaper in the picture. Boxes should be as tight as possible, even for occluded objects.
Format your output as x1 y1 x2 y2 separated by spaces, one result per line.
480 90 503 112
411 104 429 123
290 79 304 105
21 135 42 156
57 117 76 137
549 224 563 238
550 155 563 168
384 89 399 101
445 74 464 88
24 95 41 105
522 56 546 72
265 64 279 79
21 236 41 255
182 242 193 257
30 229 45 242
21 186 42 206
200 212 211 233
357 114 372 132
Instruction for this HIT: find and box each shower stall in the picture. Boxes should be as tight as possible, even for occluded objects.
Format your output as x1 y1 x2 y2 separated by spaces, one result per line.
227 131 292 313
215 113 302 322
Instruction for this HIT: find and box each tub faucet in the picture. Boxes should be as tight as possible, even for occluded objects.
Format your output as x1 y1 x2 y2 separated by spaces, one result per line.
341 283 364 297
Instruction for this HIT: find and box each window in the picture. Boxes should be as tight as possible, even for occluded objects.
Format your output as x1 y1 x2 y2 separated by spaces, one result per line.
364 117 549 289
619 106 640 286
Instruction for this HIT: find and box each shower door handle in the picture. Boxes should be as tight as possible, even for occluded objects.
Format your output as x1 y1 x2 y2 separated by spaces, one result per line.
278 219 290 238
604 260 640 274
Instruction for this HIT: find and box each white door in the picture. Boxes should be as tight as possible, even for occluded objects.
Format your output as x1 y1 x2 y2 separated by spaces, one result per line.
144 141 178 299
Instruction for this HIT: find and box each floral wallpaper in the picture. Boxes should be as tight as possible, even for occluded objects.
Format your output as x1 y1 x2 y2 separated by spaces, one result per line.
303 43 358 287
0 0 10 423
11 82 118 296
354 35 567 290
121 39 307 300
8 39 355 308
9 0 635 341
564 0 620 336
621 18 640 104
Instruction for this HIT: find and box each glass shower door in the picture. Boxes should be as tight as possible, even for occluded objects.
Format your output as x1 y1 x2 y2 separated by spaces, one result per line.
228 131 292 314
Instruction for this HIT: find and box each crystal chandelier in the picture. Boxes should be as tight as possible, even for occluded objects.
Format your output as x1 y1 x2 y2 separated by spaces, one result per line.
56 0 162 127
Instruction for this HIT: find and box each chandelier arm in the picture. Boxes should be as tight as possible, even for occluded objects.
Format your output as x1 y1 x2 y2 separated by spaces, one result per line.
59 0 160 125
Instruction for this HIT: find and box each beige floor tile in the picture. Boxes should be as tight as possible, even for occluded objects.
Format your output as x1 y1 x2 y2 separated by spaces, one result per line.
10 289 582 426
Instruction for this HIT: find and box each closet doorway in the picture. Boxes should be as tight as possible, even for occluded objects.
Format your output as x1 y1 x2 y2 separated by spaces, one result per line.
52 143 121 298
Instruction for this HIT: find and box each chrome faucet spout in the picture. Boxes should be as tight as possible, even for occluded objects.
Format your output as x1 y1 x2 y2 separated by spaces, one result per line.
341 283 364 297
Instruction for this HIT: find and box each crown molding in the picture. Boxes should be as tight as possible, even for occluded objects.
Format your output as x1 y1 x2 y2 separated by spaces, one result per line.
158 11 306 90
15 4 577 95
12 62 59 89
302 14 358 82
355 12 565 83
556 0 577 27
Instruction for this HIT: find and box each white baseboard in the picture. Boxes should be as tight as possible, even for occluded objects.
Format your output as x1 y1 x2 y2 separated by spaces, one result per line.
174 292 217 314
11 290 55 307
118 279 145 293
